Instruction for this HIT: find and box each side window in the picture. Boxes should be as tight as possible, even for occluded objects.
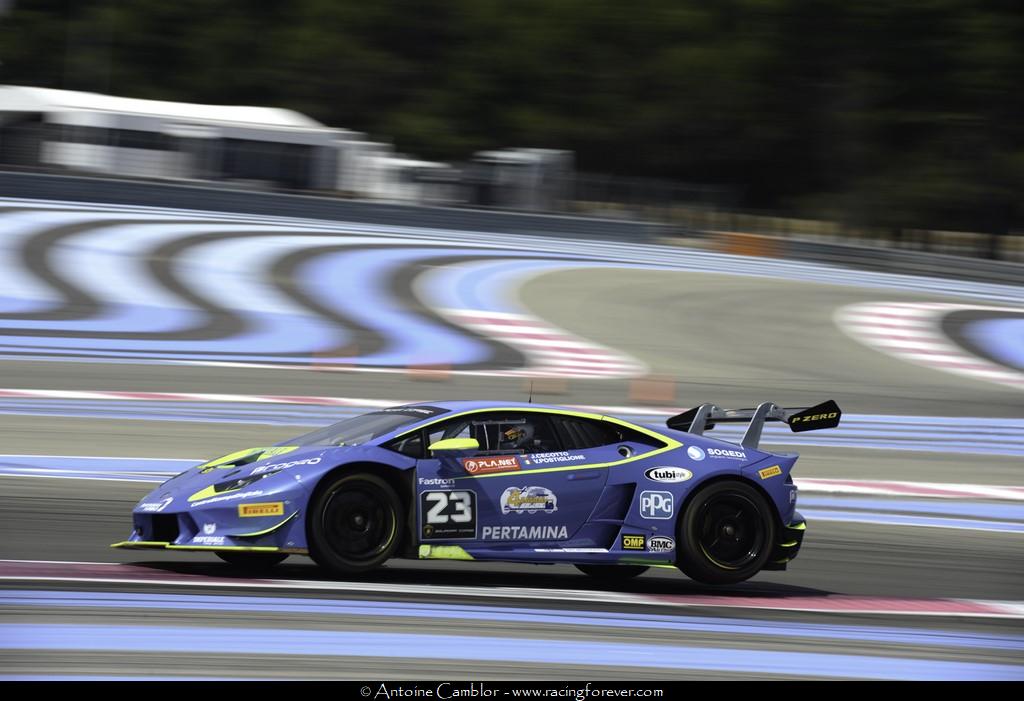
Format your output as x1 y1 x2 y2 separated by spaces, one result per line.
557 417 621 449
426 413 561 454
386 431 424 458
557 417 666 450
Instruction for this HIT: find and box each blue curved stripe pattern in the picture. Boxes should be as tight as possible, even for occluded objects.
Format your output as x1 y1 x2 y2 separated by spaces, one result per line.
963 318 1024 371
0 198 1020 376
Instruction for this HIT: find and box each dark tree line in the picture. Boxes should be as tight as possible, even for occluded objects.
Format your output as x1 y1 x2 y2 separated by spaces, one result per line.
1 0 1021 232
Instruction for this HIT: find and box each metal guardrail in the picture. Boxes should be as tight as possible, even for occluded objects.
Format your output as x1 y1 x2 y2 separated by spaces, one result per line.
783 237 1024 287
0 170 667 241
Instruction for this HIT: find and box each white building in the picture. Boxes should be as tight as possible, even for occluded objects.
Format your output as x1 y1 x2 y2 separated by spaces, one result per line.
0 85 341 189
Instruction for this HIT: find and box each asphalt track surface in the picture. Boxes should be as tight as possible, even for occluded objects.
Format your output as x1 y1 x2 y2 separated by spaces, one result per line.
1 203 1022 679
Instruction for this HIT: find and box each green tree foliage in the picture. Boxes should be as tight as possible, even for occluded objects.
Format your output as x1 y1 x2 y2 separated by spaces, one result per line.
0 0 1020 230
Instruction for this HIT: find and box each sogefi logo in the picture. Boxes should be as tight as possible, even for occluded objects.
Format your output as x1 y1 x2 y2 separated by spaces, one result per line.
707 447 747 460
686 446 706 461
645 466 693 483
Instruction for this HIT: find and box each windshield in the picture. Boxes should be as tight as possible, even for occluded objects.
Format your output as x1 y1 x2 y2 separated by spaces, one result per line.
282 405 449 447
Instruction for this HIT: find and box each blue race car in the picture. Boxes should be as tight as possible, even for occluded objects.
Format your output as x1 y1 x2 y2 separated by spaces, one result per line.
114 399 841 584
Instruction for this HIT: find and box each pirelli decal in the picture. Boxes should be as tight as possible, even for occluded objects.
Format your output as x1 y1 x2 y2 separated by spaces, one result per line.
758 465 782 480
238 502 285 518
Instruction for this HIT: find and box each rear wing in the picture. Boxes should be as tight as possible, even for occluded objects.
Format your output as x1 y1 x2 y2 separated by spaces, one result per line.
666 400 841 450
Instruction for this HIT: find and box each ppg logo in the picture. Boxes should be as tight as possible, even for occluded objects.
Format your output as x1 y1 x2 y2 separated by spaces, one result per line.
639 490 674 519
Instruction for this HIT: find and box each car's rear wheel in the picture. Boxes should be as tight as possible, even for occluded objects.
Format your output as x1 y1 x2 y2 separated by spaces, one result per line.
308 472 402 576
575 564 649 580
676 480 775 585
215 551 289 570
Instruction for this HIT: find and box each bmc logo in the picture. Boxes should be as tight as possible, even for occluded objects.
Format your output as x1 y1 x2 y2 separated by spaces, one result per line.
639 490 674 519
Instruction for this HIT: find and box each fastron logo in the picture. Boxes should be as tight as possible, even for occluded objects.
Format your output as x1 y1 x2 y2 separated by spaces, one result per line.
707 448 747 460
645 467 693 483
418 477 456 487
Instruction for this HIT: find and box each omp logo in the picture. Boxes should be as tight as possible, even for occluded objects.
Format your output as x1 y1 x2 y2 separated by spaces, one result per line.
461 456 521 475
791 412 839 424
622 534 645 550
758 465 783 480
238 502 285 517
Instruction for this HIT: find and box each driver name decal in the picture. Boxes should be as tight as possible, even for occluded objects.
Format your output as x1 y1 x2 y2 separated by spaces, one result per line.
461 455 521 475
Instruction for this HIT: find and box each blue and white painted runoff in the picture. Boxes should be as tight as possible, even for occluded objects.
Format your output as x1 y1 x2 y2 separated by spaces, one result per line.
0 198 1020 381
3 622 1020 680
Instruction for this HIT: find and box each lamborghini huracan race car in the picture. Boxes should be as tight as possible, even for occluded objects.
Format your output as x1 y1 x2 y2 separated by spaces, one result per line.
114 399 841 584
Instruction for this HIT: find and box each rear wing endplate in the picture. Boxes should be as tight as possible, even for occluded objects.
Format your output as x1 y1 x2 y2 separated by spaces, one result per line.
666 399 841 450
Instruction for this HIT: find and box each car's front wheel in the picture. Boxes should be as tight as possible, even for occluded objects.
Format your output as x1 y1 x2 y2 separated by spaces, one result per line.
575 564 649 580
215 551 289 570
308 472 402 576
676 480 775 585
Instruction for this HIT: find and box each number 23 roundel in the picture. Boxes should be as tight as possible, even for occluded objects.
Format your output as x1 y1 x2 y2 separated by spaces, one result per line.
421 490 477 540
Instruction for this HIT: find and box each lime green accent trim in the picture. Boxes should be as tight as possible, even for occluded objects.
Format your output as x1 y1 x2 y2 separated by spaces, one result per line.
779 540 799 547
197 446 298 471
773 557 792 564
166 545 281 552
258 446 298 460
234 511 298 538
651 564 679 569
187 485 219 503
398 406 672 444
110 541 169 549
429 437 480 452
418 544 474 560
788 521 807 531
393 406 681 479
198 447 266 469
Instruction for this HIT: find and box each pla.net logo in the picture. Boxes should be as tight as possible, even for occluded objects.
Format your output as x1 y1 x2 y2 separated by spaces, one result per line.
461 456 521 475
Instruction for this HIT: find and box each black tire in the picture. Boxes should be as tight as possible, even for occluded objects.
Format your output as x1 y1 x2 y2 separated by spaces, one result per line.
676 480 776 585
575 564 649 580
215 551 289 570
308 472 402 576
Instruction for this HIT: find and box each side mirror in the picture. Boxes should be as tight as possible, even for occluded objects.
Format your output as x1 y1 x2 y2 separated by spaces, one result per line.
428 438 480 453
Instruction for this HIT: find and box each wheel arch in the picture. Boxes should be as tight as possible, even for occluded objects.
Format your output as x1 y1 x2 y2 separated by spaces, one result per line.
678 473 784 532
307 461 416 556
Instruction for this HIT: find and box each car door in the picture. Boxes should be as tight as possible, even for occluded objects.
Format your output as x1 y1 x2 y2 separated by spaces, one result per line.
414 410 612 548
